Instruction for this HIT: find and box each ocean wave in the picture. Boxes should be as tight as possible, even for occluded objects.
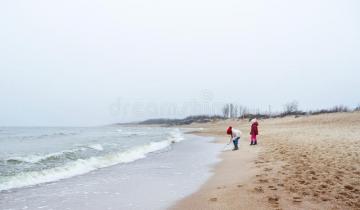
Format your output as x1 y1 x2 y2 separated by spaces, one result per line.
117 129 147 137
86 144 104 151
37 132 78 139
15 132 78 141
4 145 93 165
5 143 106 164
0 130 185 191
5 149 84 164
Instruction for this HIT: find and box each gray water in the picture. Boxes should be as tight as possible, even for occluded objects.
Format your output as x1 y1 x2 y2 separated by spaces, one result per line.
0 126 222 210
0 126 185 191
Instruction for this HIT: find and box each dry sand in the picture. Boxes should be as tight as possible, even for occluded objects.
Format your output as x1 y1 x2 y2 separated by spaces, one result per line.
171 112 360 210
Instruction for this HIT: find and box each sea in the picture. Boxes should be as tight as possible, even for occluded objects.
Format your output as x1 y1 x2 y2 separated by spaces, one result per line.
0 126 222 210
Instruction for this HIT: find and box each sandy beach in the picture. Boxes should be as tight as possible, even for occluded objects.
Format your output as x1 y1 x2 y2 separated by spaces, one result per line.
172 112 360 210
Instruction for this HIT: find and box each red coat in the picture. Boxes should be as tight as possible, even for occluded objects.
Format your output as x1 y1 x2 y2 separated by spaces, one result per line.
250 122 258 135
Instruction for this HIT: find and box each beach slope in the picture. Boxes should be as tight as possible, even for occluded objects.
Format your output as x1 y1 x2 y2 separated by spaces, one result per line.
172 112 360 210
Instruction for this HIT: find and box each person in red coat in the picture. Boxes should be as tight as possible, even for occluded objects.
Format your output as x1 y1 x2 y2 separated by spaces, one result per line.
250 118 259 145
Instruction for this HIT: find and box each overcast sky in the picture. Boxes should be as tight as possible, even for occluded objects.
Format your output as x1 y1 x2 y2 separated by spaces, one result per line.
0 0 359 126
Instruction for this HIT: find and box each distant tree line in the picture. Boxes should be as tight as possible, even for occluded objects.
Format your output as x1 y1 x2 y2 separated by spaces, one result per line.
138 102 360 125
220 101 360 119
221 104 250 119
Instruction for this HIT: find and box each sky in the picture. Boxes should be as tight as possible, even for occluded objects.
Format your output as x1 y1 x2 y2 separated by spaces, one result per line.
0 0 359 126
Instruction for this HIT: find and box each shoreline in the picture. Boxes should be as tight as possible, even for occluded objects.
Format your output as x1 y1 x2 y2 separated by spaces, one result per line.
171 112 360 210
171 135 267 210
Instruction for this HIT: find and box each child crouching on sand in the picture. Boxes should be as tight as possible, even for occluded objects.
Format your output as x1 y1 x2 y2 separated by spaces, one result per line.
227 126 242 150
250 118 259 145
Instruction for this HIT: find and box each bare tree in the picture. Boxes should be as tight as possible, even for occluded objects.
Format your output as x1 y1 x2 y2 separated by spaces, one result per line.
331 105 349 112
268 105 272 117
355 104 360 111
238 105 249 119
222 104 230 118
283 101 299 115
233 105 238 118
222 103 240 118
230 104 235 118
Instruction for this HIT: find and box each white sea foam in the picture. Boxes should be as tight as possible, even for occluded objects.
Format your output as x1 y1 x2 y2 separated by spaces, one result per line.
6 143 111 165
0 129 185 192
87 144 104 151
6 148 86 164
168 128 185 142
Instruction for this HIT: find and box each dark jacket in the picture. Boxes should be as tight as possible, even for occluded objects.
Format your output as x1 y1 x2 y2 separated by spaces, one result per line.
250 122 258 135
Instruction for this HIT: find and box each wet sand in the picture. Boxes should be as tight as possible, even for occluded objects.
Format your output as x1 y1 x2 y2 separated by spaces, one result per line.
171 112 360 210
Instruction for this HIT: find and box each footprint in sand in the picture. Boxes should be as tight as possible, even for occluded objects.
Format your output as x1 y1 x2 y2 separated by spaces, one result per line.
325 179 334 186
352 188 359 194
268 196 280 205
353 201 360 208
268 186 278 191
209 198 218 202
320 184 328 189
298 180 306 184
302 191 310 196
254 186 264 193
339 191 349 198
259 179 269 183
308 170 316 175
321 197 330 201
344 185 354 191
293 196 302 203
